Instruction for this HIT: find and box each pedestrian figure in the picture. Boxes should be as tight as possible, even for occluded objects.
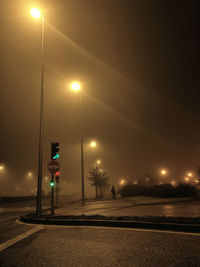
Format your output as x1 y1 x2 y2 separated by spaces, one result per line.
111 185 116 199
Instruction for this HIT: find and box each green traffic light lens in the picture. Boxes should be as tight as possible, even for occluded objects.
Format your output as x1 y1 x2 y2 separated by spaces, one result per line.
50 182 54 187
53 154 59 160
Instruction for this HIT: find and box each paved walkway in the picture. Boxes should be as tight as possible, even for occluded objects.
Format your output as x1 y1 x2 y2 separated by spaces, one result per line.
52 197 200 218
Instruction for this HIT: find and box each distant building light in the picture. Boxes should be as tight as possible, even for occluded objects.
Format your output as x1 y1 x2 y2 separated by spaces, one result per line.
120 179 125 185
171 180 176 186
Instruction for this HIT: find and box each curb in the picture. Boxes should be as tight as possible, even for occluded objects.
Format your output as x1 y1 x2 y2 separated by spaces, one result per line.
20 215 200 234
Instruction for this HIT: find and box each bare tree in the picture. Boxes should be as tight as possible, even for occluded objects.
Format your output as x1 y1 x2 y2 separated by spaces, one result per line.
87 163 109 199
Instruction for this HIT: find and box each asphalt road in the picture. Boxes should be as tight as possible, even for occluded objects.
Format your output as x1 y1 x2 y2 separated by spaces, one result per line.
0 211 200 266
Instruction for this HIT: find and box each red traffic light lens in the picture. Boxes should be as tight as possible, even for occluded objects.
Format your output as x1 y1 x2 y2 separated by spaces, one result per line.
55 171 60 176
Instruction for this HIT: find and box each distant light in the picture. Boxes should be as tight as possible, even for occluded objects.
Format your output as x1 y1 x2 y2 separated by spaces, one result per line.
145 177 150 182
194 179 199 183
0 165 4 171
44 176 49 181
171 180 176 186
184 177 189 182
28 172 32 176
98 168 103 174
97 160 101 164
90 141 96 148
188 172 192 177
133 180 138 185
161 169 167 175
30 8 41 18
71 82 81 91
120 179 125 185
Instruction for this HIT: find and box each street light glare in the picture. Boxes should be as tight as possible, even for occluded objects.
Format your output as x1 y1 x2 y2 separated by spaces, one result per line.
90 141 96 147
97 160 101 164
161 169 167 175
0 165 4 170
30 8 41 18
188 172 192 177
71 82 81 91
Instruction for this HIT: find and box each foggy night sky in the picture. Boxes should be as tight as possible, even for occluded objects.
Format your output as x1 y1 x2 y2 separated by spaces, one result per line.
0 0 199 195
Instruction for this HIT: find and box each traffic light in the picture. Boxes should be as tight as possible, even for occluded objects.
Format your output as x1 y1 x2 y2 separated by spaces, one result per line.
55 171 60 184
51 142 59 160
55 171 60 176
50 181 54 187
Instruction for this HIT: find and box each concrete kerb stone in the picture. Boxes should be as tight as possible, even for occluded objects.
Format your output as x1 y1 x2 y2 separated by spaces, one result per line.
20 214 200 234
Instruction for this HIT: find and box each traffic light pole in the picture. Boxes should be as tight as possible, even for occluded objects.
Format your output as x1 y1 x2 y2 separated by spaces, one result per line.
55 182 58 207
50 173 55 215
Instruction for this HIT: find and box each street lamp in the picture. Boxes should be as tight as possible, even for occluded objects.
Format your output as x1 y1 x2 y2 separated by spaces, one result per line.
97 160 101 165
30 8 41 18
160 169 167 175
90 141 97 148
30 7 45 216
27 172 33 180
70 82 98 200
184 177 189 183
70 81 85 201
71 81 81 91
0 165 4 171
120 179 125 185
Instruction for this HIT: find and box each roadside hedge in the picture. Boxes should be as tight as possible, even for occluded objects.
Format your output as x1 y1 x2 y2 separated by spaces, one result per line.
118 183 198 198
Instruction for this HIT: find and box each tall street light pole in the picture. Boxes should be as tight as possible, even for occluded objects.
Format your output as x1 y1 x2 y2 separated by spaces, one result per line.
30 8 45 216
70 83 97 201
80 88 85 201
71 82 85 201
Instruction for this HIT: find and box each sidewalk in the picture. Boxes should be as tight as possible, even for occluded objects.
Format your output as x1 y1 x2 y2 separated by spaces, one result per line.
48 196 200 218
21 196 200 233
